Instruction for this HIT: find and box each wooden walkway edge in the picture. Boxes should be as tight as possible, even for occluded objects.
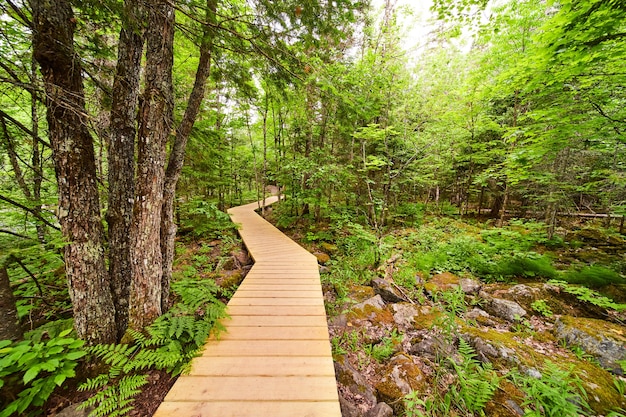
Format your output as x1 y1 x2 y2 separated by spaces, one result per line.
154 196 341 416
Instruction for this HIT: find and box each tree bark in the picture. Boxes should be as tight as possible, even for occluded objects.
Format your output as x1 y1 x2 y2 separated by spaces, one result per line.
0 265 23 341
129 0 175 330
161 0 216 312
107 0 145 340
30 0 116 344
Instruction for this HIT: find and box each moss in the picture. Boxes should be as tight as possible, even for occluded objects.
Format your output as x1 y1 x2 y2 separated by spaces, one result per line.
463 325 626 414
558 315 626 345
484 379 525 417
347 284 376 302
425 272 460 294
412 306 444 330
347 304 395 328
573 358 626 413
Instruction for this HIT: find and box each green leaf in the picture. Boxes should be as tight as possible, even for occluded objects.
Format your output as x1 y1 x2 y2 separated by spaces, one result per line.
65 350 87 361
54 374 67 386
23 365 41 384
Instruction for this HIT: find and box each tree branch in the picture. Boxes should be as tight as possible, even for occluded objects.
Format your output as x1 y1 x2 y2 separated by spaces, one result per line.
585 32 626 47
589 101 626 125
0 110 50 148
0 194 60 231
0 229 35 240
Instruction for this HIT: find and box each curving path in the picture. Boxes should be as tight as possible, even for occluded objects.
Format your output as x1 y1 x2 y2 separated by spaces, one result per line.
154 196 341 416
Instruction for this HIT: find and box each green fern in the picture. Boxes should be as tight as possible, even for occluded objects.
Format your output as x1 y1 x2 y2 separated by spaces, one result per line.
78 277 227 417
449 338 500 415
79 375 147 417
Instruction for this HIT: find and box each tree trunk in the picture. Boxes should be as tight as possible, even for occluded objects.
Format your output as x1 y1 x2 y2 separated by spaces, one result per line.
161 0 216 312
31 0 116 344
107 0 145 340
129 0 174 330
0 265 22 341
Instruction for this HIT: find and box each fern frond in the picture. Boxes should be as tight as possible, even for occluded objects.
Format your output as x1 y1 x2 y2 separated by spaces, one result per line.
78 374 109 391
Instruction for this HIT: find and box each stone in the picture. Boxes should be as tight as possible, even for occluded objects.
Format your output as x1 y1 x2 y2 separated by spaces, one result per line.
354 295 386 312
314 252 331 265
424 272 460 295
335 356 377 404
375 354 426 415
459 278 482 295
365 402 394 417
55 404 93 417
391 303 420 332
483 297 526 322
348 285 376 303
372 278 407 303
555 316 626 373
409 334 456 362
339 392 363 417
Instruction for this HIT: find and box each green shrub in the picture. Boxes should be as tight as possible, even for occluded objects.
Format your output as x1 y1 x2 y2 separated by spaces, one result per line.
563 265 625 288
178 199 236 239
512 361 590 417
79 277 227 417
495 254 558 280
0 325 86 417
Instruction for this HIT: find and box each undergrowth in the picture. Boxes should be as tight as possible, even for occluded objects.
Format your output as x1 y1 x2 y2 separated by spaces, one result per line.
77 277 226 417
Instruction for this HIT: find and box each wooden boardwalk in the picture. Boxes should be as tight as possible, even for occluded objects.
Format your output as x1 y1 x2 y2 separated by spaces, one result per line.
154 196 341 416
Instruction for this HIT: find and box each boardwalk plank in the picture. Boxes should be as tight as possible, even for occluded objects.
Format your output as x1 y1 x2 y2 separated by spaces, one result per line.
200 339 332 357
163 376 339 401
211 326 329 340
228 297 324 306
227 305 326 316
189 356 335 376
154 401 341 417
154 196 340 416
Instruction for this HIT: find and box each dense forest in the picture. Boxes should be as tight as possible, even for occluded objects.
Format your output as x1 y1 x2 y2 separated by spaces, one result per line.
1 0 626 415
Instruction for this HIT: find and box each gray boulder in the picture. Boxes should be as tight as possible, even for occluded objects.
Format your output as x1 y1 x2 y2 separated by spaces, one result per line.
555 316 626 373
335 356 377 404
483 297 527 322
372 278 407 303
365 402 394 417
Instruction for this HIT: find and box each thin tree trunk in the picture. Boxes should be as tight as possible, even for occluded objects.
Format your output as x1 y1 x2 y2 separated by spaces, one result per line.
129 0 174 330
31 0 116 344
0 265 22 341
498 183 509 227
107 0 145 339
161 0 216 312
31 59 45 243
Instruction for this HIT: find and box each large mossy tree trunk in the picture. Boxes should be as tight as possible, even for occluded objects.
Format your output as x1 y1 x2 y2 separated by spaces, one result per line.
30 0 116 344
161 0 217 312
129 0 175 330
0 265 22 341
107 0 145 340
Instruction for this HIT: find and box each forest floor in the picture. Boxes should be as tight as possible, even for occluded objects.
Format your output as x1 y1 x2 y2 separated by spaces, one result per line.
269 211 626 417
42 211 626 416
43 238 253 417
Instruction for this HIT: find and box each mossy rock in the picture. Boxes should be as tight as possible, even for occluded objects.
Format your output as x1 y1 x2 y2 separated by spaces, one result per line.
412 306 444 330
346 296 396 339
375 353 427 414
555 315 626 372
314 252 331 265
347 284 376 303
219 271 244 289
462 326 626 414
424 272 460 295
321 242 339 253
484 379 525 417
